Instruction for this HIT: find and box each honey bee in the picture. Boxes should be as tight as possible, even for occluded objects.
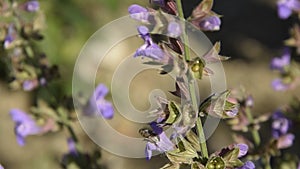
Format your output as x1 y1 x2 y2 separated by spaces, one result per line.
139 128 159 143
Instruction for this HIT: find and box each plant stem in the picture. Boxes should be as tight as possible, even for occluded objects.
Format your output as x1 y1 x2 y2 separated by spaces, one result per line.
245 107 261 146
175 0 190 61
263 156 272 169
175 0 209 158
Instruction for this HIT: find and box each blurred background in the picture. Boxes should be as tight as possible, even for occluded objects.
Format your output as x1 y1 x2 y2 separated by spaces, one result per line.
1 0 300 168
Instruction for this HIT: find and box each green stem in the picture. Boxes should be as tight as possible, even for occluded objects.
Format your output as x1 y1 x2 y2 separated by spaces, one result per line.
175 0 190 61
175 0 209 158
245 107 261 146
263 156 272 169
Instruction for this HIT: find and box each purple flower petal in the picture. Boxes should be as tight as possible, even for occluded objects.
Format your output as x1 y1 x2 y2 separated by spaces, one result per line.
199 16 221 31
236 143 248 157
128 4 149 22
168 21 181 38
0 164 4 169
156 132 174 152
137 26 151 42
145 142 156 160
10 109 41 146
144 132 174 160
67 138 78 156
277 0 300 19
278 3 292 19
84 84 114 119
270 50 290 71
225 106 239 117
97 100 114 119
277 133 295 149
272 111 290 138
93 84 109 100
245 95 254 107
23 80 38 91
134 43 165 60
25 1 39 12
272 78 289 91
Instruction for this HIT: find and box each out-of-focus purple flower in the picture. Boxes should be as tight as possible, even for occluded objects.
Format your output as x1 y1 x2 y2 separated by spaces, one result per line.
272 111 291 138
277 133 295 149
236 143 248 158
145 124 174 160
134 26 165 60
23 79 39 91
39 77 47 86
128 4 149 22
245 95 254 107
4 25 16 49
4 35 14 49
0 164 3 169
236 161 255 169
84 84 114 119
277 0 300 19
225 106 239 117
197 16 221 31
67 138 78 156
271 78 290 91
10 109 42 146
168 21 181 38
297 162 300 169
270 50 291 71
24 1 39 12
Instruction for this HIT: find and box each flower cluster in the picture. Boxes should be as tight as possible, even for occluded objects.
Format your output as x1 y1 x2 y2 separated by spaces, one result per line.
128 1 256 169
1 1 114 168
0 0 59 91
270 49 300 91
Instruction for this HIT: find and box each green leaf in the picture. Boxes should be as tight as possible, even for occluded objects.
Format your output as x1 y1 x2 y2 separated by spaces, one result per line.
222 148 243 168
191 162 206 169
186 131 201 152
160 163 180 169
165 101 181 124
167 137 198 164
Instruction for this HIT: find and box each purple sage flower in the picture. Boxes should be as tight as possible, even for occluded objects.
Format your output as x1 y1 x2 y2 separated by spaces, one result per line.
198 16 221 31
236 161 255 169
236 143 248 158
10 109 42 146
67 138 78 156
0 164 3 169
4 25 16 49
271 78 289 91
134 26 165 60
245 95 254 107
84 84 114 119
128 4 149 22
23 79 39 91
168 21 181 38
145 132 174 160
277 133 295 149
270 50 291 71
145 124 174 160
272 111 291 138
225 106 239 117
24 1 39 12
277 0 300 19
